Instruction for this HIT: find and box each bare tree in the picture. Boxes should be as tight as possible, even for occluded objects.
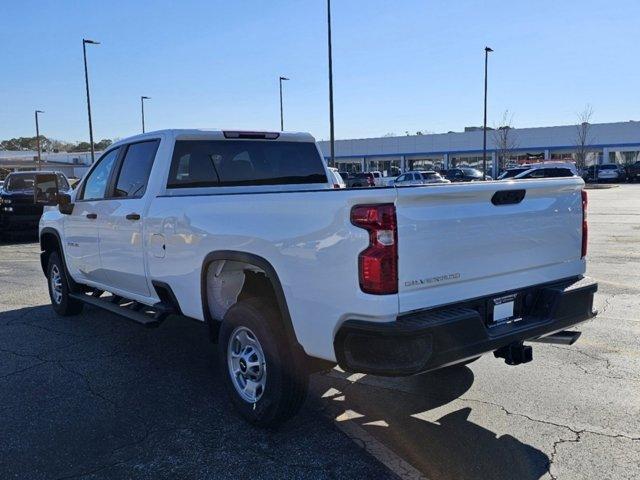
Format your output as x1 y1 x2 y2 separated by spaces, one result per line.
575 105 594 171
492 110 518 171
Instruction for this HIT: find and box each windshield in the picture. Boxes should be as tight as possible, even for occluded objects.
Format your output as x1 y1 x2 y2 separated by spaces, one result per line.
5 173 36 191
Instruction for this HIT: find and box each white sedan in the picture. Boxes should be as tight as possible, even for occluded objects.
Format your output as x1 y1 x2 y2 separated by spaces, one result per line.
394 171 450 186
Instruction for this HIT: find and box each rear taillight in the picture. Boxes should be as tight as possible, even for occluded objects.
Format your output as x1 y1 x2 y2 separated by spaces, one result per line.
581 190 588 258
351 204 398 294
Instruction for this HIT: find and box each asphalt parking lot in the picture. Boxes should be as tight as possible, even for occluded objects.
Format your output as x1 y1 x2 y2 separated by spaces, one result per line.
1 184 638 479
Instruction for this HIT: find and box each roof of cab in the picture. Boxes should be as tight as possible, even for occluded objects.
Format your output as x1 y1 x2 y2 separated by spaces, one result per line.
110 129 316 148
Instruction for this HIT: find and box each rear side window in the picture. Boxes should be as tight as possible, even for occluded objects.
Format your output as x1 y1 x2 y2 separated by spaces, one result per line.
546 168 573 178
526 169 546 178
167 140 328 188
113 140 160 198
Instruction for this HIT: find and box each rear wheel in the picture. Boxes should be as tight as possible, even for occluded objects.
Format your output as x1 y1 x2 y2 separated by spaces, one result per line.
47 251 84 316
218 297 308 428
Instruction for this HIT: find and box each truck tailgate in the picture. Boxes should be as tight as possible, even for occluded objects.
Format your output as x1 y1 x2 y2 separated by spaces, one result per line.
395 179 586 313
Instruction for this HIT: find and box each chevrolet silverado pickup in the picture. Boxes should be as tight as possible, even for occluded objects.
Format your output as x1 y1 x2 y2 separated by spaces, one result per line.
37 129 597 427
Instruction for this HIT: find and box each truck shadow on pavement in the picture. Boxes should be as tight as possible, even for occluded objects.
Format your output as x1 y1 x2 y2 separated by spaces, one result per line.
0 305 391 479
314 366 550 480
0 230 39 245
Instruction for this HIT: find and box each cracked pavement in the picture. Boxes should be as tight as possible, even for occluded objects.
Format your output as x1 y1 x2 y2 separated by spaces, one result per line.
0 241 392 479
1 184 638 479
311 184 640 479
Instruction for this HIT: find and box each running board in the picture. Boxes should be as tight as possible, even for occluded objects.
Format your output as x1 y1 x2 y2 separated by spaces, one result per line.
70 292 176 328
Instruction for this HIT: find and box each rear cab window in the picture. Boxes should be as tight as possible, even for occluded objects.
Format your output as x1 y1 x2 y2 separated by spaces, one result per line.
167 140 328 189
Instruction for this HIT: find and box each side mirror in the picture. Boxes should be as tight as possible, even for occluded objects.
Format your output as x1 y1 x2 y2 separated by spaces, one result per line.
33 173 59 206
57 192 74 215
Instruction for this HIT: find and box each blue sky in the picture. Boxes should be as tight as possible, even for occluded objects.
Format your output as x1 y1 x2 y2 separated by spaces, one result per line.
2 0 639 143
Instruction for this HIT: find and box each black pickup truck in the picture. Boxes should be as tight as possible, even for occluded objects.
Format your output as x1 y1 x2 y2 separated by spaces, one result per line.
0 171 72 233
626 161 640 182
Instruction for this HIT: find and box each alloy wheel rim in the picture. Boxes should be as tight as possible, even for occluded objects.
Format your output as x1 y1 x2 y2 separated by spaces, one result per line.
227 326 267 403
50 265 63 304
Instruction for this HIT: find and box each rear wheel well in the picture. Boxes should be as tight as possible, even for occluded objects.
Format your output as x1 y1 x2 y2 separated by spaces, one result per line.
203 259 281 343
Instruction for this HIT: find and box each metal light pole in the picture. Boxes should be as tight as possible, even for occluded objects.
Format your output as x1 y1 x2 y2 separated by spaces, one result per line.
327 0 335 167
141 96 151 133
35 110 44 170
483 46 493 179
83 38 100 163
279 76 289 131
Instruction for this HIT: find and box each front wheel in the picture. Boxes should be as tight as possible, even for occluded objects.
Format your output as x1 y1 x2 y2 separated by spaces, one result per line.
47 251 84 316
218 298 308 428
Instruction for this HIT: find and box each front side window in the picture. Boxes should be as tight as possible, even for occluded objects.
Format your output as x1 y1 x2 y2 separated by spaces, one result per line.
167 140 328 188
113 140 160 198
80 148 119 200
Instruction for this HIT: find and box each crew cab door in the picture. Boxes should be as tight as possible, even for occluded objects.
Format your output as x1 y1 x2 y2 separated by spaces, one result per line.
65 147 120 284
98 139 159 297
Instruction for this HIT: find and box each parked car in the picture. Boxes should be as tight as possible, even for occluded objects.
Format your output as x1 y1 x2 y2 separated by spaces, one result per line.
338 171 351 185
394 171 450 186
394 171 425 186
370 170 384 186
1 171 72 233
583 164 626 183
499 162 577 180
348 172 375 187
626 161 640 182
442 167 487 182
498 167 530 180
420 171 450 184
327 167 346 188
39 129 597 428
514 167 575 179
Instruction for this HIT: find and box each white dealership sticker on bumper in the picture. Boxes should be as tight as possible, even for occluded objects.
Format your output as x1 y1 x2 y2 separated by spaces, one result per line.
493 294 517 322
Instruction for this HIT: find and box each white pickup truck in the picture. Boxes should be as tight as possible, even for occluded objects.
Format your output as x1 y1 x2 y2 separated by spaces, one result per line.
38 129 597 427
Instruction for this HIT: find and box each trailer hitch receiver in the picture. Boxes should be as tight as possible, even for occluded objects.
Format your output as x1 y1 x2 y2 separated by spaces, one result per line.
494 341 533 366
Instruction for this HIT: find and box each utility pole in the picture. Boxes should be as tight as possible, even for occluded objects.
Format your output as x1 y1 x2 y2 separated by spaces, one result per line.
35 110 44 170
279 76 289 131
327 0 335 167
141 96 151 133
83 38 100 163
483 46 493 179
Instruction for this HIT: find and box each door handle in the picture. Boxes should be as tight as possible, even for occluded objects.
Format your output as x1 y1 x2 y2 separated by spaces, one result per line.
86 213 97 219
126 213 141 221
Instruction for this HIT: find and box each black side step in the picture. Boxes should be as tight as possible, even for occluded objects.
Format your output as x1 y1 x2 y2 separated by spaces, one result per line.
70 293 175 328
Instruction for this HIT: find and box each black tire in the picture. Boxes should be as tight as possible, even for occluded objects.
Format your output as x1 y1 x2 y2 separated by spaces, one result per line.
218 297 308 428
46 251 84 316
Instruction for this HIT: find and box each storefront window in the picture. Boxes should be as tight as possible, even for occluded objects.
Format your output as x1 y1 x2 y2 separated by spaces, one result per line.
335 161 362 174
406 156 445 172
609 151 640 166
367 158 401 177
450 155 484 170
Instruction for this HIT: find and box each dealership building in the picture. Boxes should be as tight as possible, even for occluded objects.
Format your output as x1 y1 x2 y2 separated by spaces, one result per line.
317 121 640 176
